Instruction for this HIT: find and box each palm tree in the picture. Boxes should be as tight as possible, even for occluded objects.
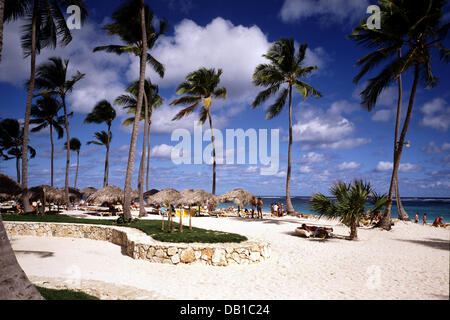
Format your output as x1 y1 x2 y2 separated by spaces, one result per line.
84 100 116 187
15 0 87 213
252 39 322 215
350 0 449 230
310 180 387 240
170 68 227 195
32 56 85 210
116 79 162 217
0 118 36 183
94 0 166 219
64 138 81 189
0 214 43 299
87 131 112 188
30 95 66 187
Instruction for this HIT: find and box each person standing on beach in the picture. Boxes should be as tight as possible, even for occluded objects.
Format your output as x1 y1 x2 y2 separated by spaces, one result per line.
257 198 263 219
273 203 278 217
278 203 281 216
414 213 419 223
423 213 427 225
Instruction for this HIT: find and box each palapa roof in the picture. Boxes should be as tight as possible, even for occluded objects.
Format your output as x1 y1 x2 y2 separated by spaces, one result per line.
218 188 256 206
0 174 22 198
146 188 181 205
86 185 124 205
65 187 82 202
80 187 97 197
143 189 159 197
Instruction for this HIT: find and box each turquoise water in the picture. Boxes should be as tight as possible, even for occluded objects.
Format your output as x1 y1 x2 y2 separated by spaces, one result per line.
218 196 450 223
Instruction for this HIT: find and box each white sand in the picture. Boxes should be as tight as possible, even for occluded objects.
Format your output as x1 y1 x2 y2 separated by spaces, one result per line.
10 211 450 300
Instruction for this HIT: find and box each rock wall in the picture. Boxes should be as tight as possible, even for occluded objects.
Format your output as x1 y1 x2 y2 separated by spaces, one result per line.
5 221 271 266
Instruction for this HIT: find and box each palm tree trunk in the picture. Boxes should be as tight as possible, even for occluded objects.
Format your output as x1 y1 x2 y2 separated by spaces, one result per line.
286 84 295 215
138 93 149 217
146 121 151 191
0 215 44 299
16 156 20 184
395 178 409 220
392 48 409 222
207 110 216 195
61 96 72 210
50 124 54 187
349 219 358 240
380 64 420 230
21 0 38 213
0 0 4 62
179 207 183 233
123 0 147 220
74 151 79 189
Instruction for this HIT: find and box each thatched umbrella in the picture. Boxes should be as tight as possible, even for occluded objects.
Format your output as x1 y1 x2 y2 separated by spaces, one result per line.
176 189 219 230
86 185 123 206
143 189 159 198
218 188 255 206
80 187 97 198
0 174 22 201
65 187 82 203
146 188 181 232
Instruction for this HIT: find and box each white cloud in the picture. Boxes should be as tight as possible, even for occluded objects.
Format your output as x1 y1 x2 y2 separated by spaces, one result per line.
371 109 394 122
150 144 177 159
279 0 370 25
422 141 450 154
375 161 422 173
298 152 326 164
128 17 272 103
292 101 370 151
420 98 450 131
336 161 360 171
299 165 312 173
0 19 129 116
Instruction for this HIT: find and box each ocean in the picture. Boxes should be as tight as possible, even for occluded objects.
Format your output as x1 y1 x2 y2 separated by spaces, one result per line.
217 196 450 223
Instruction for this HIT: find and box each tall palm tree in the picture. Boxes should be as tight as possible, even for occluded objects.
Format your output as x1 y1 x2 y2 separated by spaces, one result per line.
94 0 165 219
116 79 162 216
170 68 227 195
0 214 43 299
64 138 81 189
0 118 36 183
252 39 322 215
30 95 66 187
87 131 112 188
32 56 85 210
350 0 449 230
310 180 387 240
84 100 116 187
14 0 87 213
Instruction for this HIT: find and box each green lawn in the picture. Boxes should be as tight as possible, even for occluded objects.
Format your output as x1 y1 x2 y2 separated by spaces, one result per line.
2 213 248 243
36 286 99 300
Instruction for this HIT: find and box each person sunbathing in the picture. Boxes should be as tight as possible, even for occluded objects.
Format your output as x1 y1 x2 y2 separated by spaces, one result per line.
432 217 444 227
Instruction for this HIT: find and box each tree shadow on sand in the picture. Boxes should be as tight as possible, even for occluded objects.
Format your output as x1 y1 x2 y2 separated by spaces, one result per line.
394 238 450 251
13 250 54 258
283 231 349 242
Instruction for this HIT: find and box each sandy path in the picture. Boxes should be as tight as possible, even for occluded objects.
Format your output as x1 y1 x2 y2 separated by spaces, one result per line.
10 213 450 300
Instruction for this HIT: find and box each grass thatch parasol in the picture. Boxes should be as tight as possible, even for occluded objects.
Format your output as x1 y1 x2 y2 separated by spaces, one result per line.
65 187 82 202
143 189 159 198
146 188 181 232
0 174 22 200
86 185 123 205
146 188 181 205
80 187 97 197
218 188 256 207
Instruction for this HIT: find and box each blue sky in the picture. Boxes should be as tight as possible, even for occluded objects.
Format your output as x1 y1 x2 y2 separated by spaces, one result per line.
0 0 449 197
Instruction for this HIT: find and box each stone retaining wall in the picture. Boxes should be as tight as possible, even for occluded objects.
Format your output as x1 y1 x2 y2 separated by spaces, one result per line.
5 221 271 266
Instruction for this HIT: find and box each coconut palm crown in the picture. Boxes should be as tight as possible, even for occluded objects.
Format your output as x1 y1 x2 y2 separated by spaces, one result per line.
252 38 322 215
170 67 227 195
